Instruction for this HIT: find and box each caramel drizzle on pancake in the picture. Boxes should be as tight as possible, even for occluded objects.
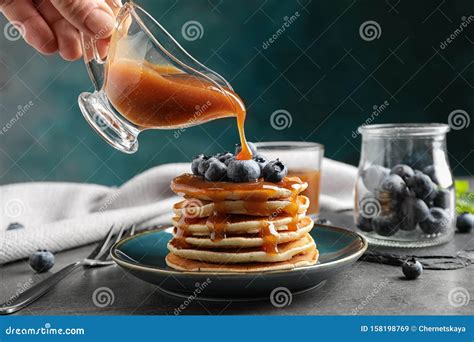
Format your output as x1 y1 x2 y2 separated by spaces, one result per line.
171 174 306 254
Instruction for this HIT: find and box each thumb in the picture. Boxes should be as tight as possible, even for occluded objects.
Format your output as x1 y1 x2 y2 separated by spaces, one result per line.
50 0 115 38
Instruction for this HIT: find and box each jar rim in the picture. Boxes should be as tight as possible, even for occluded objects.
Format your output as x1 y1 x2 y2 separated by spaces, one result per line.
358 123 450 137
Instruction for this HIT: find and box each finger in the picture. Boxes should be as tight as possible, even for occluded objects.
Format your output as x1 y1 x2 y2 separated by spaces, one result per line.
36 1 82 60
50 0 115 38
54 19 82 60
1 0 57 54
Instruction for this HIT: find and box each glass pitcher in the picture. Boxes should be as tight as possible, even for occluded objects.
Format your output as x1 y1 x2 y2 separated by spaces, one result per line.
78 1 243 153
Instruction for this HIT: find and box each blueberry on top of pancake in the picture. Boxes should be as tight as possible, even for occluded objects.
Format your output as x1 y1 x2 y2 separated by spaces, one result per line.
190 142 288 183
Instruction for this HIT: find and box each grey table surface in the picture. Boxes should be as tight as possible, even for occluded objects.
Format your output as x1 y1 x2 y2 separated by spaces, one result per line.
1 211 473 316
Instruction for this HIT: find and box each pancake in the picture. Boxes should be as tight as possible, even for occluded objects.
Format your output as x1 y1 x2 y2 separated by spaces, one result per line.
171 174 308 201
171 213 307 235
168 234 316 263
175 217 314 248
173 195 309 217
166 248 318 273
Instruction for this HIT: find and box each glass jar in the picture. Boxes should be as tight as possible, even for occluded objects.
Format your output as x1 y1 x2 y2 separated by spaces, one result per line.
354 124 455 247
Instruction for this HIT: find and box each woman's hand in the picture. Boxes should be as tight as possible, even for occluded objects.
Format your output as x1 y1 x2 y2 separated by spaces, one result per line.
0 0 118 60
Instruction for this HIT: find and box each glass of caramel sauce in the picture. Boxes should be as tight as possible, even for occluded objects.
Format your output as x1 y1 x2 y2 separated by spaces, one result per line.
78 2 250 156
255 142 324 215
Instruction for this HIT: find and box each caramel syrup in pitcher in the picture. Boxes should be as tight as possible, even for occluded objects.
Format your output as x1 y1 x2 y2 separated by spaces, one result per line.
104 59 252 160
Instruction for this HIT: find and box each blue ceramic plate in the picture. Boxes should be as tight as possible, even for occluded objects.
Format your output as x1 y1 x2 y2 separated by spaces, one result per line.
111 224 367 300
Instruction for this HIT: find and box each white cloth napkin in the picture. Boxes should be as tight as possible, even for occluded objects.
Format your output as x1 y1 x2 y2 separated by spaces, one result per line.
0 159 357 264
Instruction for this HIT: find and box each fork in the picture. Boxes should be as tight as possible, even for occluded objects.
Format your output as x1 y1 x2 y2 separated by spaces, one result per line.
0 225 135 315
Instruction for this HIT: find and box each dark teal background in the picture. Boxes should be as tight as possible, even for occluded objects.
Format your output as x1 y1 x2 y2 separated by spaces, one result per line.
0 0 472 186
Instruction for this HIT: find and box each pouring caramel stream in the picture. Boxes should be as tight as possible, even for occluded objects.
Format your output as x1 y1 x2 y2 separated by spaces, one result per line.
104 59 252 159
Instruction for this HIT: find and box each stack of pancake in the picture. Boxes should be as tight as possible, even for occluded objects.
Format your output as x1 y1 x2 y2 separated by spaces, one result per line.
166 174 318 272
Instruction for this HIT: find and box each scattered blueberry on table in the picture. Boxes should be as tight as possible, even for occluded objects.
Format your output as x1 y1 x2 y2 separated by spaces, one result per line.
402 258 423 280
190 142 289 183
29 250 55 273
456 213 474 233
7 222 24 230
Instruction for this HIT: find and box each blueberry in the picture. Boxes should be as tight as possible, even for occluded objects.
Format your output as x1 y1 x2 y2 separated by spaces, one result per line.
413 198 430 222
204 160 227 182
433 189 451 209
191 154 207 175
197 156 214 175
214 152 233 163
224 156 235 166
402 258 423 280
262 159 288 183
400 197 429 231
29 250 55 273
7 222 24 230
380 174 407 197
356 215 373 232
419 207 450 234
227 159 261 182
253 154 269 172
390 164 415 183
372 215 400 236
422 165 438 184
456 212 474 233
235 142 258 156
362 165 389 192
407 170 436 200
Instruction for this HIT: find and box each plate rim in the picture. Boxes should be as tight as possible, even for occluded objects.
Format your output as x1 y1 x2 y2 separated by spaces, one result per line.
111 224 368 278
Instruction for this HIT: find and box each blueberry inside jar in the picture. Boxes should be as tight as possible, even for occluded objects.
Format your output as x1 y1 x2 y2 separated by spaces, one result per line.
354 124 455 248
